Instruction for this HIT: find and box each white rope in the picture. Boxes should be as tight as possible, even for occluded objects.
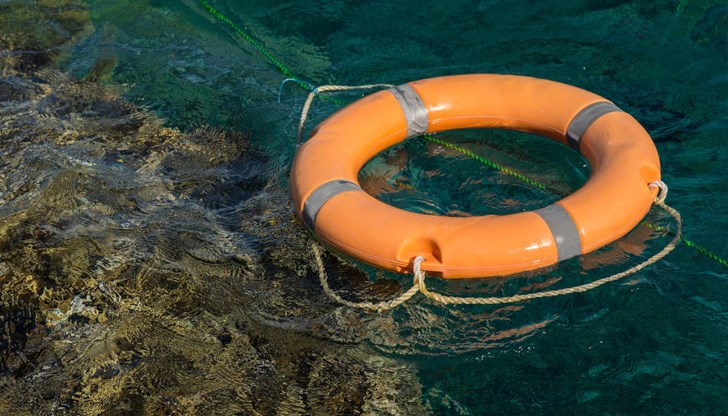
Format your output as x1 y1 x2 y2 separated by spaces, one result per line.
313 244 420 312
650 180 668 205
313 194 682 310
297 83 394 143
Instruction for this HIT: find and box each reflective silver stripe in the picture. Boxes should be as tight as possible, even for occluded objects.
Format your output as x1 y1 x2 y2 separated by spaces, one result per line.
388 84 429 138
566 101 622 151
535 204 582 262
302 180 362 230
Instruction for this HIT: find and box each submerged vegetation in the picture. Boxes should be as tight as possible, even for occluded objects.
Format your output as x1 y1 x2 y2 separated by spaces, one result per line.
0 1 425 414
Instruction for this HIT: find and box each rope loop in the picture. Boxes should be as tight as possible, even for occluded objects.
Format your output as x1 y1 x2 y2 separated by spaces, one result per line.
649 180 668 204
413 255 426 292
313 243 421 313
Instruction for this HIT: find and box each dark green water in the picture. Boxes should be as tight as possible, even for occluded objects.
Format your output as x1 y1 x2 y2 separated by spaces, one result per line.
2 0 727 414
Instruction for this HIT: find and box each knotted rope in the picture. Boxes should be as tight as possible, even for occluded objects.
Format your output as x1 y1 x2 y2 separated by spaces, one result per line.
313 181 682 311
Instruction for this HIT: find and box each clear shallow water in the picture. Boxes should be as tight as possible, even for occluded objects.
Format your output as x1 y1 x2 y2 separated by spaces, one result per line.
2 0 727 414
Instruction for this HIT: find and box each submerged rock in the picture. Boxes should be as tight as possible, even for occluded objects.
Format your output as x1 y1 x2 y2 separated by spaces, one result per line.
0 3 425 414
0 0 91 74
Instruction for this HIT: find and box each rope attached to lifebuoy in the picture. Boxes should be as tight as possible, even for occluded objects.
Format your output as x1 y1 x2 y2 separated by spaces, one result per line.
313 182 681 311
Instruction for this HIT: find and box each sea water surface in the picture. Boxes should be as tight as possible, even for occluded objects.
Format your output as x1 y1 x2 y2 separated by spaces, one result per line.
1 0 727 414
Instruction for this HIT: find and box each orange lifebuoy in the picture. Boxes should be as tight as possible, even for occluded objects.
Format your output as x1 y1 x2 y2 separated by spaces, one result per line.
290 74 660 278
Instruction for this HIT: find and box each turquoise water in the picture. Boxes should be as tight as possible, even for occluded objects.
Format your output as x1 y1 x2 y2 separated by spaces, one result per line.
3 0 728 414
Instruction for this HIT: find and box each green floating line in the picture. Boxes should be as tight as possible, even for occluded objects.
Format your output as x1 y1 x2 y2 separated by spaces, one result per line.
196 0 728 269
423 134 552 192
200 1 371 108
683 239 728 268
199 0 358 108
643 222 728 268
198 0 304 87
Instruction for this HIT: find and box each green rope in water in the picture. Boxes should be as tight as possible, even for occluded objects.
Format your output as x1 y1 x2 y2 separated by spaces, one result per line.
642 223 728 268
198 0 349 108
197 0 728 269
198 0 309 90
683 239 728 268
423 134 552 193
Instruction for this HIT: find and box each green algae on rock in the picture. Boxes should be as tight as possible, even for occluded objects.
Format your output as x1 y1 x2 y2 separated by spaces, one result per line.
0 0 91 73
0 3 424 414
0 68 425 416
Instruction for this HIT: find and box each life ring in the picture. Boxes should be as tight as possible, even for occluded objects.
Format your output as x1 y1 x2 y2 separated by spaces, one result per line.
290 74 660 278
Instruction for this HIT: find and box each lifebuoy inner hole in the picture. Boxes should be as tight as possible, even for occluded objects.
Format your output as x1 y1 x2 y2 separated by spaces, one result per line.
357 128 590 218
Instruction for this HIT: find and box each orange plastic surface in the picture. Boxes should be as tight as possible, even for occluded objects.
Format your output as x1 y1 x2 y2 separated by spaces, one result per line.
290 74 660 278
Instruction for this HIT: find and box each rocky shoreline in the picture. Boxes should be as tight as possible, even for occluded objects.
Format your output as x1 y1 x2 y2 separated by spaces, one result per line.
0 1 424 414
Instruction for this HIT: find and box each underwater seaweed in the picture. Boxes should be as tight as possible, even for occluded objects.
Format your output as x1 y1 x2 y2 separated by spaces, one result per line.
0 3 427 414
0 68 428 415
0 0 91 74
